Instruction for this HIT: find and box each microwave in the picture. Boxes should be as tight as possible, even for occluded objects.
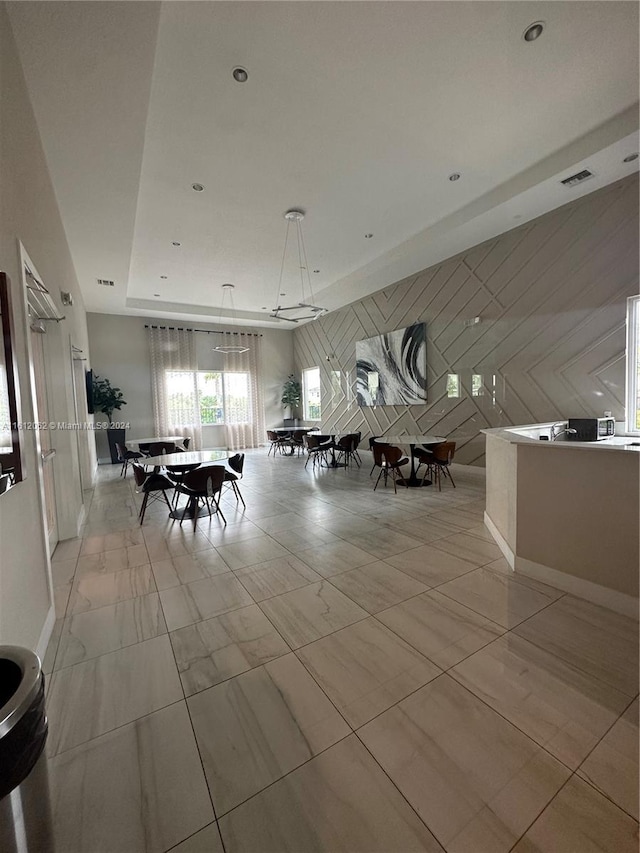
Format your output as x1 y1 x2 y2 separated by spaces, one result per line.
567 417 615 441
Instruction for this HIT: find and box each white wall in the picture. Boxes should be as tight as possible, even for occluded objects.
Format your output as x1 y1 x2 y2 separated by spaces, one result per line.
0 4 95 652
87 313 294 458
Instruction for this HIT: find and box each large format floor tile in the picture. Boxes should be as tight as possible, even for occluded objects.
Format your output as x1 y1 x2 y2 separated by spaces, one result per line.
360 674 570 853
437 566 562 628
296 540 377 577
211 530 289 566
218 735 444 852
75 544 149 576
159 573 254 631
385 545 477 587
79 527 145 555
514 595 639 697
170 604 290 695
328 560 427 613
259 581 367 649
56 593 167 669
170 823 224 853
188 654 350 814
429 532 502 566
578 697 639 819
46 635 183 755
49 702 214 853
68 564 156 614
150 548 230 589
233 554 321 601
341 527 424 559
298 618 441 728
451 633 630 769
511 775 639 853
377 589 504 669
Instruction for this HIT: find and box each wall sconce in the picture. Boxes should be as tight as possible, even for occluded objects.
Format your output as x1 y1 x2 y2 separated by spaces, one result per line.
60 291 74 306
464 317 481 328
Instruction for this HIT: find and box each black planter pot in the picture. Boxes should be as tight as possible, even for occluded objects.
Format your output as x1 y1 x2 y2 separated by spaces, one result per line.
106 428 125 464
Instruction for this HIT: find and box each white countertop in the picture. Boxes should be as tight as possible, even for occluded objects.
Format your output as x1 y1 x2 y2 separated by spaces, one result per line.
482 423 640 453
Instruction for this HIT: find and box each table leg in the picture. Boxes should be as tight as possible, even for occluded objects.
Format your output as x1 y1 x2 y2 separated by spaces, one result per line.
398 443 432 487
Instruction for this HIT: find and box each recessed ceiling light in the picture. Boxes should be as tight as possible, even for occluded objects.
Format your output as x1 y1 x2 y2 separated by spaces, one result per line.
191 183 205 192
154 293 160 297
623 153 638 163
172 241 181 246
523 21 544 42
365 233 373 239
280 292 286 296
232 67 248 83
261 306 267 310
449 173 461 182
160 275 168 279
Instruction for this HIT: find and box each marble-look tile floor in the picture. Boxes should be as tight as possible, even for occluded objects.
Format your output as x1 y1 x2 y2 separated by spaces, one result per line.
44 449 639 853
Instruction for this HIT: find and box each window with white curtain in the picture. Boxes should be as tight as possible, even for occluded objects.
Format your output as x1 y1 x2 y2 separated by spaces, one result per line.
303 367 321 420
166 370 250 427
626 295 640 433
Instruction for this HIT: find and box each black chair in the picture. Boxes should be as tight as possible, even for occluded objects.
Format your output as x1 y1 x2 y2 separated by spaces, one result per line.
132 463 174 524
369 437 386 475
335 434 360 468
267 430 289 456
372 444 409 494
147 441 178 458
304 434 333 469
420 441 457 490
224 453 246 508
174 466 227 529
115 442 143 478
290 429 307 457
183 437 191 449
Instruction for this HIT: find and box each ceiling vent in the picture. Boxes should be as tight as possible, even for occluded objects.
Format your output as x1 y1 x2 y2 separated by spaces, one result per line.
96 278 115 287
560 169 595 188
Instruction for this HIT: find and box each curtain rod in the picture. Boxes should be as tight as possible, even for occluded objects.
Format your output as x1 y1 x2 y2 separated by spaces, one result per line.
145 325 262 337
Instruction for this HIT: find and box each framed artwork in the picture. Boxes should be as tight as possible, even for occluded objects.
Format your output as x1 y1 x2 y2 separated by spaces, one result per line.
356 322 427 406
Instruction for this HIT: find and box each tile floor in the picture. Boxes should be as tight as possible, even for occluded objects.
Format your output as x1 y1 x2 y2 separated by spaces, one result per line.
44 449 639 853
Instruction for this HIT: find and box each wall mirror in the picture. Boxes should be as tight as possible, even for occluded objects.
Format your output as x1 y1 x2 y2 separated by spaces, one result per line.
0 272 24 492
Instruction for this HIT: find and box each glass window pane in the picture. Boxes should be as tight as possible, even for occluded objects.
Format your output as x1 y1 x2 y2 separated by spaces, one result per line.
472 374 484 397
166 371 198 425
223 372 250 424
197 372 224 425
303 367 321 420
447 374 460 398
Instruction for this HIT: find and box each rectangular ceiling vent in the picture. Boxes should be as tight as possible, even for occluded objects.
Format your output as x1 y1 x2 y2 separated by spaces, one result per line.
96 278 115 287
560 169 595 188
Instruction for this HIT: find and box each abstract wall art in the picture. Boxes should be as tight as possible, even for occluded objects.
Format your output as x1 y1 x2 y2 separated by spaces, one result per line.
356 323 427 406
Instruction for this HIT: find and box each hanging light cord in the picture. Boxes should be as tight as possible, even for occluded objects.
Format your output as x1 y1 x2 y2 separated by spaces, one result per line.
297 218 316 306
273 219 292 310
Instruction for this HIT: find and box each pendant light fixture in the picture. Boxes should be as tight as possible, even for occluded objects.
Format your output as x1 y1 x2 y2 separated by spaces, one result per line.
213 283 249 353
270 209 327 323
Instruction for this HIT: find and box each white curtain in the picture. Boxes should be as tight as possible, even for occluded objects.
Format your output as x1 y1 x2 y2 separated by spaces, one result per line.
148 326 202 449
224 333 265 450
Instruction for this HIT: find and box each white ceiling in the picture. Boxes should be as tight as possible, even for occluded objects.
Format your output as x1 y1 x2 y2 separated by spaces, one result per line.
8 1 639 328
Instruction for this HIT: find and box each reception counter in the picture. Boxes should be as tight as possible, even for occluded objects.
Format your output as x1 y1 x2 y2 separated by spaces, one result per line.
482 423 639 618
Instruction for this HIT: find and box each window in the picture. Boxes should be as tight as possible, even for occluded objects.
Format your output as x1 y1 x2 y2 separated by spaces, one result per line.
446 374 460 398
626 295 640 433
472 374 484 397
303 367 321 420
166 370 250 427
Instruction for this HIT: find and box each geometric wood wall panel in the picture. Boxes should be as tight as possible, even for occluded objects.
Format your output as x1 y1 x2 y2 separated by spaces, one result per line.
294 174 639 466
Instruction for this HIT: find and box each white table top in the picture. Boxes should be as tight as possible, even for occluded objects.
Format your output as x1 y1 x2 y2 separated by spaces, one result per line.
143 450 229 466
374 435 445 445
129 436 186 446
271 427 320 433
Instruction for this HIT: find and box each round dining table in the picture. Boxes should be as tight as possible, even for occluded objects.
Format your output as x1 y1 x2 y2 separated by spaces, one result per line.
374 435 445 487
142 449 229 518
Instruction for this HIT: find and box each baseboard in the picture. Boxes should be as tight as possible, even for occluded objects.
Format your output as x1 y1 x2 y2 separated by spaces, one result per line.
483 512 515 569
36 605 56 662
483 512 637 619
516 557 639 620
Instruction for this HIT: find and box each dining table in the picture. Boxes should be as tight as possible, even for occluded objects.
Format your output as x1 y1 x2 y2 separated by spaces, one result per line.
129 435 186 452
142 449 229 519
374 435 445 487
271 426 320 455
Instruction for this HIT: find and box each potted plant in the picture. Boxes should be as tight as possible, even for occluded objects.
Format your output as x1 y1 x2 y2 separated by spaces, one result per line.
92 374 127 463
281 374 301 425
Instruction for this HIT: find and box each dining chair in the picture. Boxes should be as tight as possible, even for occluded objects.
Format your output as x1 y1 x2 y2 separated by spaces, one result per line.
266 430 288 456
290 429 307 457
132 463 174 524
372 444 409 494
421 441 456 490
369 437 386 475
174 465 227 529
115 442 143 478
224 453 246 508
183 437 191 449
147 441 178 457
335 434 359 468
304 434 333 469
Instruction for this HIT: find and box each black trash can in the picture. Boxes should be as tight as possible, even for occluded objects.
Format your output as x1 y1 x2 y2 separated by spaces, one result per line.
0 646 54 852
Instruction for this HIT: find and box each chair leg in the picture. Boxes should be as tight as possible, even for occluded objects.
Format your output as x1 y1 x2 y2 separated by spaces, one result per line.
446 466 456 488
232 480 246 508
212 495 227 525
139 492 149 525
373 468 384 491
162 490 172 511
